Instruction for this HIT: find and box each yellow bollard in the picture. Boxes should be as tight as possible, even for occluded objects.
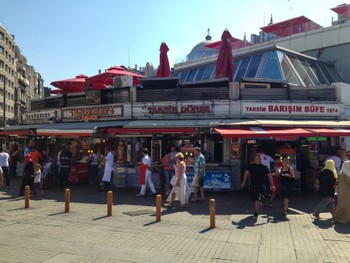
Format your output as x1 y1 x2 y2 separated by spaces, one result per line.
156 194 162 222
210 199 216 229
25 185 30 208
65 189 70 213
107 191 113 216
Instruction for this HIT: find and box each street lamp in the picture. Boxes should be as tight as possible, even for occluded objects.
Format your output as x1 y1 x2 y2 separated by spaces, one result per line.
0 73 6 127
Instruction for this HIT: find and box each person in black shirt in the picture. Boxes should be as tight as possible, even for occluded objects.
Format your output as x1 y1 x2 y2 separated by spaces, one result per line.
241 154 275 218
278 157 296 216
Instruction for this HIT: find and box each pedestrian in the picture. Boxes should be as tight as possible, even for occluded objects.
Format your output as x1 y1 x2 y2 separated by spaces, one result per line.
136 148 156 197
258 149 274 197
100 147 115 191
28 147 43 165
18 154 35 196
191 147 206 202
266 154 283 206
88 149 99 186
98 151 105 182
278 157 296 216
32 163 44 196
0 147 10 190
241 154 275 218
164 152 191 208
326 149 341 173
331 161 350 224
9 144 20 178
58 144 73 189
24 140 36 156
161 150 175 195
0 166 3 188
311 159 337 221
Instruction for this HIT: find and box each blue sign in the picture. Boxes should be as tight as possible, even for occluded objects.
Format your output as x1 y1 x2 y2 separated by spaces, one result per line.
187 171 231 191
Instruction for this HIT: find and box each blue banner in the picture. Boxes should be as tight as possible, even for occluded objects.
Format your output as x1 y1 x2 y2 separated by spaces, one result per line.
187 171 231 191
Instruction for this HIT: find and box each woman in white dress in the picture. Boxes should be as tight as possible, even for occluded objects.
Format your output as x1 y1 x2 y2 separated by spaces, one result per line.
164 152 191 208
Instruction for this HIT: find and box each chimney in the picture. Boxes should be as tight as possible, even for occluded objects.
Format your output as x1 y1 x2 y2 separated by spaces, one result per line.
135 64 137 70
98 69 101 74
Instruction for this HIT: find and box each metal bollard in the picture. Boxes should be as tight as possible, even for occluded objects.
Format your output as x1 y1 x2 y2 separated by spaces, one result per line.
156 194 162 222
210 199 216 229
65 189 70 213
25 185 30 208
107 191 113 216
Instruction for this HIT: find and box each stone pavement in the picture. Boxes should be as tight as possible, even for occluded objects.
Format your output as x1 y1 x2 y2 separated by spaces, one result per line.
0 178 350 263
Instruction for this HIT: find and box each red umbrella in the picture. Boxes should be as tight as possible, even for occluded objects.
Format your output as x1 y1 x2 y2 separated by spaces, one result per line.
214 29 234 82
51 74 88 93
87 66 145 89
156 42 171 78
50 88 64 95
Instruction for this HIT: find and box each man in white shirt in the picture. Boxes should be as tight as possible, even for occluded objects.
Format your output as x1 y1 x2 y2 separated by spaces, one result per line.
0 147 10 190
259 151 274 171
100 147 115 191
137 148 156 197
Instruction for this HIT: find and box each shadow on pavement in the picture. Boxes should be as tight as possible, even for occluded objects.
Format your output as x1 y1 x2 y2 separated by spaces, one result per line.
1 177 323 218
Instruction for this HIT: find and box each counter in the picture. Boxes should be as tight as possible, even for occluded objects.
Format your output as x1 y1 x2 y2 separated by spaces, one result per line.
69 162 89 184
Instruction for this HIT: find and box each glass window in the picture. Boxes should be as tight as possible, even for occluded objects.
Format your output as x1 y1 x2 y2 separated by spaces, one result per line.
259 51 283 80
234 58 250 81
195 67 206 81
300 60 321 85
287 55 313 86
246 54 263 78
179 69 190 82
170 71 180 78
310 62 328 84
0 32 3 40
317 63 342 83
0 45 3 54
280 55 302 86
202 64 215 80
187 69 198 82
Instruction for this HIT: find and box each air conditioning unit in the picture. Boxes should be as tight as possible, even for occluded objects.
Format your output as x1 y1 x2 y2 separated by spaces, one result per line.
113 75 133 88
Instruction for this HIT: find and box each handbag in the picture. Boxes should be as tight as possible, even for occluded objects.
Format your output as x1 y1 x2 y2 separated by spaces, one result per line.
170 175 178 186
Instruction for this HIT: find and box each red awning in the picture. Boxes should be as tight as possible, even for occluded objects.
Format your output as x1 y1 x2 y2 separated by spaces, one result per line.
104 128 196 134
0 130 30 136
36 129 93 137
51 74 88 93
307 128 350 137
214 127 315 138
331 4 350 19
260 16 322 37
87 66 145 89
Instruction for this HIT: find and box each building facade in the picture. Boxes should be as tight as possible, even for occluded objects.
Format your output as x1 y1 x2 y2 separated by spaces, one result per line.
0 23 44 126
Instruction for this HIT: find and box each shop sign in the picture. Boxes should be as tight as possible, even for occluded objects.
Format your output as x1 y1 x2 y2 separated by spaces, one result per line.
23 110 56 123
147 104 211 114
62 105 123 120
275 137 298 141
242 102 340 116
307 137 328 141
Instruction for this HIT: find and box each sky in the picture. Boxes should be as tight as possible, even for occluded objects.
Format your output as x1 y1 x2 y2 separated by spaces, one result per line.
0 0 348 88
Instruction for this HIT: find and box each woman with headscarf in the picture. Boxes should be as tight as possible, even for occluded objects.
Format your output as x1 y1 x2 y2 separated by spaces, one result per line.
311 159 337 220
18 154 35 196
332 161 350 224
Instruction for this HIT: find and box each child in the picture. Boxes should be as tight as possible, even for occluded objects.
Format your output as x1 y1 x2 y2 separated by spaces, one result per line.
32 163 44 196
